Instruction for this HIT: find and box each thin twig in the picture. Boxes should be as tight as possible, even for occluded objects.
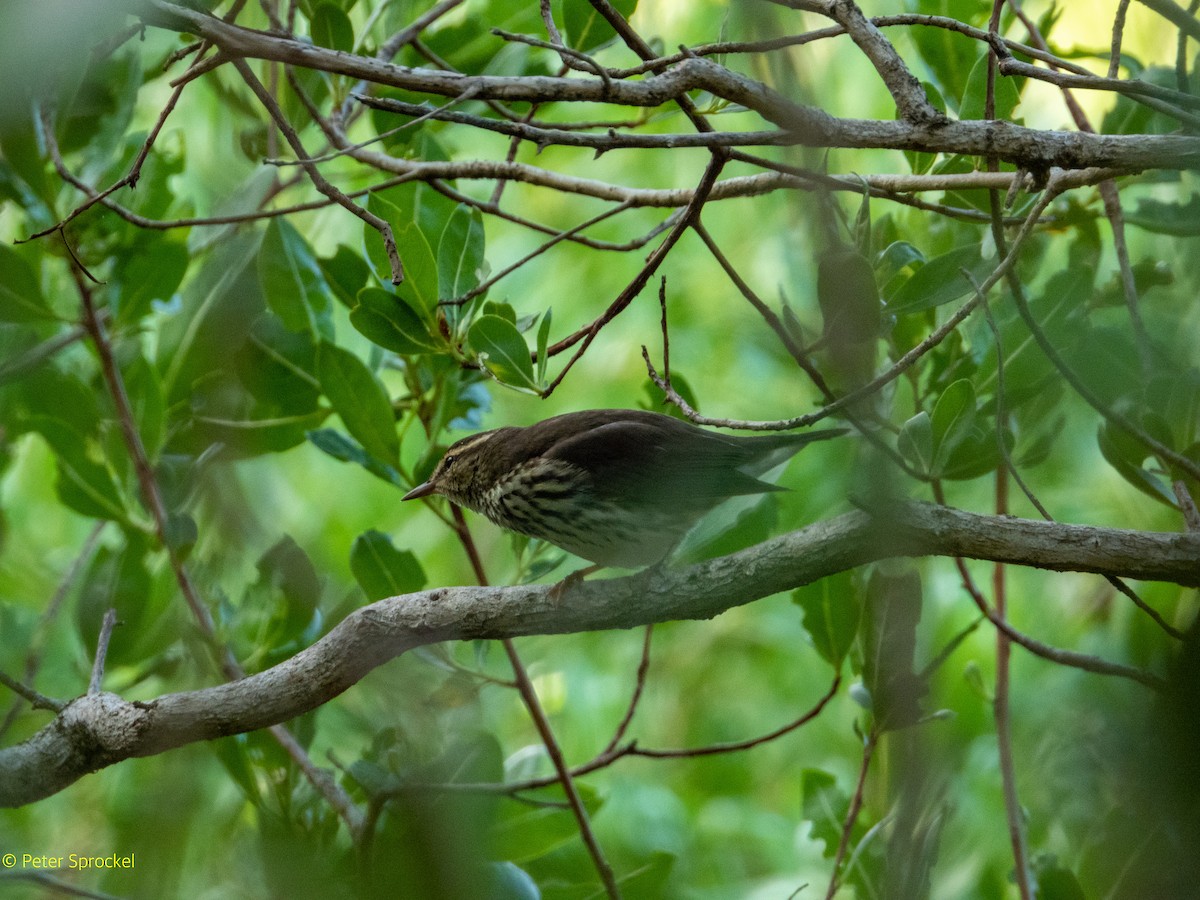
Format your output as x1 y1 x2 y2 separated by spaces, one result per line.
631 674 841 758
542 152 727 392
824 730 877 900
0 672 65 713
0 523 105 739
1175 481 1200 532
88 609 120 695
231 57 404 285
450 508 621 899
601 625 654 755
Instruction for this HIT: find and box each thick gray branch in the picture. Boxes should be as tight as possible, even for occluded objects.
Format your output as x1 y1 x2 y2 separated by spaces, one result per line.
134 0 1200 172
2 502 1197 808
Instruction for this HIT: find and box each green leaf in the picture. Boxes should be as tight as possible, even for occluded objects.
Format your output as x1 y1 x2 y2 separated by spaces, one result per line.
1098 423 1175 505
535 307 552 384
316 341 399 465
818 246 881 343
236 315 322 414
929 379 977 473
468 315 539 392
885 244 993 314
396 222 440 313
904 81 946 174
191 408 328 457
256 536 321 640
160 235 265 403
794 571 861 667
349 288 444 355
800 769 850 857
861 564 926 731
491 782 604 862
30 417 130 523
125 352 166 460
437 203 486 302
1125 193 1200 236
958 52 1022 122
75 537 158 667
365 192 404 287
319 244 371 308
897 411 934 474
364 193 441 313
110 235 188 324
562 0 637 51
350 530 427 601
940 428 1003 480
876 240 924 282
909 0 982 107
306 428 405 486
310 2 354 52
0 243 53 322
259 218 333 337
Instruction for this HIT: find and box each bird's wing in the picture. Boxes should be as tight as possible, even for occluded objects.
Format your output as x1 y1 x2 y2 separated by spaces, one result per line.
544 420 780 507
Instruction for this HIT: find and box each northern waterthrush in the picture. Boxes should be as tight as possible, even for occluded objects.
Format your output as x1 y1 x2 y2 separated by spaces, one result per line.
402 409 846 569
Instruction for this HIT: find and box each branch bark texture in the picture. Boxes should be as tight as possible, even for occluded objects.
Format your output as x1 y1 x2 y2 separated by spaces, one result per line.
133 0 1200 172
2 502 1196 808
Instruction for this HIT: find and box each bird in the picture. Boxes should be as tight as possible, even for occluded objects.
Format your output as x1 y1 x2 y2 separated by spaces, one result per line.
402 409 847 569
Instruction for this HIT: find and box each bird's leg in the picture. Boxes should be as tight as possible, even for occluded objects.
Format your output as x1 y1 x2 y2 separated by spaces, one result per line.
547 564 603 604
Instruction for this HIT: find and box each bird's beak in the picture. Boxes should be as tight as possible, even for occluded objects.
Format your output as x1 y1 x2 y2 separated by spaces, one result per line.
402 481 438 501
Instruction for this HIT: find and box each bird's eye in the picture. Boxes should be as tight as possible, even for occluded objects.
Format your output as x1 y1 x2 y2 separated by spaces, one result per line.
443 454 458 469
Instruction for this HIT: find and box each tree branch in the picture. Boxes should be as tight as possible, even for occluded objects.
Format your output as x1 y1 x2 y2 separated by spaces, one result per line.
2 501 1196 808
132 0 1200 172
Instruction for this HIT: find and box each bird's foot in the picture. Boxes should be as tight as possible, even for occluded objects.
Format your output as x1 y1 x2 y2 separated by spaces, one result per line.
547 564 602 604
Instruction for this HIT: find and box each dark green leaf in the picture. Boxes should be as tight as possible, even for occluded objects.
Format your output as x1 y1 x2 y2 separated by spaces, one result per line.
535 307 552 384
319 244 371 307
258 218 333 337
30 416 130 522
0 243 53 322
365 192 404 287
307 428 405 486
257 536 321 635
898 411 934 475
959 52 1022 122
125 352 166 459
110 235 188 324
492 781 604 863
818 246 881 343
930 379 976 473
1125 193 1200 236
76 538 157 667
468 315 538 392
236 315 322 414
159 235 265 404
437 203 485 302
794 570 861 667
861 564 926 731
350 529 427 600
316 341 400 465
563 0 637 51
396 222 440 313
191 408 328 457
349 287 444 354
885 244 992 314
1098 423 1175 505
800 769 850 857
909 0 983 106
310 2 354 52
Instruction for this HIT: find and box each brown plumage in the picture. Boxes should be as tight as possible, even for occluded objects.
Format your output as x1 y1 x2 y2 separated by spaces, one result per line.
403 409 846 568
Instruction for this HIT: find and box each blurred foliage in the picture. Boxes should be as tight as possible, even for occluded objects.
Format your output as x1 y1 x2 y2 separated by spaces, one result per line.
1 0 1199 898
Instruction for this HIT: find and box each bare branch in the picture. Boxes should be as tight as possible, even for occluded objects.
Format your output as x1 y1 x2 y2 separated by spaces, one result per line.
3 501 1196 808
